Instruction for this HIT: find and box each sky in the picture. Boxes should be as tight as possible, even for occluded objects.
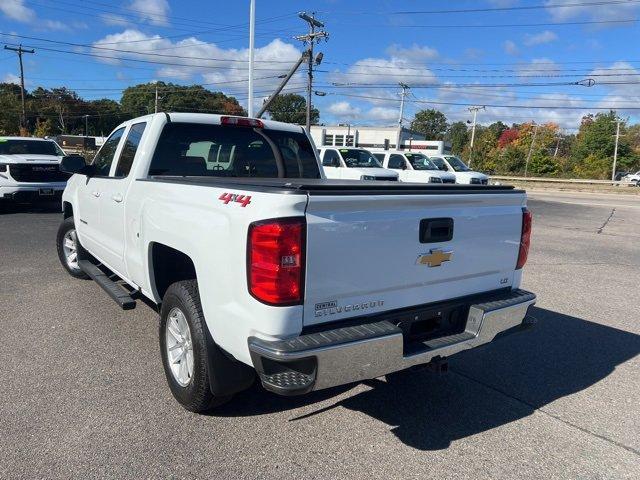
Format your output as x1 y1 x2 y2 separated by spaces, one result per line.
1 0 640 132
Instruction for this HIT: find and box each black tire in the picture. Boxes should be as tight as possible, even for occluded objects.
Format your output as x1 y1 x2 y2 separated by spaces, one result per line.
56 217 89 279
159 280 231 412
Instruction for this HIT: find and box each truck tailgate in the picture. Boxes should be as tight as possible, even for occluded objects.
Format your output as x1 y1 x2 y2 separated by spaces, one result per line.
304 191 526 326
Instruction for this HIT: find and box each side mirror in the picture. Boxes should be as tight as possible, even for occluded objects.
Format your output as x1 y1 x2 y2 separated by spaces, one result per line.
61 155 95 176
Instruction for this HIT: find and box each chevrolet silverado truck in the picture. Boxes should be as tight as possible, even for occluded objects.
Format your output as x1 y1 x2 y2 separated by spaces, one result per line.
428 154 489 185
56 113 535 413
0 136 71 202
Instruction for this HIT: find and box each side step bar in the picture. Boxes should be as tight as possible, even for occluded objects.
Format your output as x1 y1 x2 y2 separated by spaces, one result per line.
79 260 137 310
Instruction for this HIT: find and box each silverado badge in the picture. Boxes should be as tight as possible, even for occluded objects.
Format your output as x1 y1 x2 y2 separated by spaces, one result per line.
416 249 453 267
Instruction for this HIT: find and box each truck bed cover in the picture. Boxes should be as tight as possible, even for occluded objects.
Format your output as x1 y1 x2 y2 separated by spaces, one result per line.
141 176 523 195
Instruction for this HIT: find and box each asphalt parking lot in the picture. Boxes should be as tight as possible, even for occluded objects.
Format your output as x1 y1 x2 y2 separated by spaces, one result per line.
1 190 639 479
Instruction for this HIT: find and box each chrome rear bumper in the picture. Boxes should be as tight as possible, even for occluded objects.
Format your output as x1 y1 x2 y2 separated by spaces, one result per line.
249 289 536 395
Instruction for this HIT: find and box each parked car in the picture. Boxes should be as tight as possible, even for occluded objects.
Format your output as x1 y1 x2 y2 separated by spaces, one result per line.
318 147 398 181
0 136 71 202
622 170 640 185
428 154 489 185
371 150 457 184
57 113 536 413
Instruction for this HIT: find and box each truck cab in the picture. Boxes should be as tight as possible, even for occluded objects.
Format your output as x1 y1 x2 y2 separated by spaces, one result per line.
0 137 70 202
428 154 489 185
372 150 457 184
318 147 398 181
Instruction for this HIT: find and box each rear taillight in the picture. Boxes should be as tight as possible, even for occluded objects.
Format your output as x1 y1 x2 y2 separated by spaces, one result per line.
221 116 264 128
248 218 305 305
516 208 532 269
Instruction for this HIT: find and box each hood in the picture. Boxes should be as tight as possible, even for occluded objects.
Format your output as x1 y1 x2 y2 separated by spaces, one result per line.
0 154 62 164
454 170 488 180
350 167 398 178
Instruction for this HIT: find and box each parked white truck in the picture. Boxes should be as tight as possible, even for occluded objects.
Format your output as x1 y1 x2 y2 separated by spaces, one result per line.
0 136 71 202
57 113 535 413
371 150 457 184
318 147 398 181
428 154 489 185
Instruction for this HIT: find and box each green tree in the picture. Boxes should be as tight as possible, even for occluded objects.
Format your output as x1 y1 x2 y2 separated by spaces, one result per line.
0 83 21 134
446 121 469 154
410 109 448 140
121 82 246 118
265 93 318 125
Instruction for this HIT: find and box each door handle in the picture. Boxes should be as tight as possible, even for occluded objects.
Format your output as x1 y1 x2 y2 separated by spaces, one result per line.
112 193 123 203
92 191 101 198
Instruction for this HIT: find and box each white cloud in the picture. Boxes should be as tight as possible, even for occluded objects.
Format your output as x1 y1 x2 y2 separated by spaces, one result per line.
2 73 20 84
523 30 558 46
101 13 131 27
0 0 35 22
366 107 398 123
129 0 170 26
503 40 519 56
0 0 73 31
545 0 640 22
91 30 302 109
327 101 362 119
517 58 559 77
385 44 439 62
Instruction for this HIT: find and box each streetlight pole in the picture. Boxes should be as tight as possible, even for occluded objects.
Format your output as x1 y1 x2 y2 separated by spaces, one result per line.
248 0 255 117
84 115 89 136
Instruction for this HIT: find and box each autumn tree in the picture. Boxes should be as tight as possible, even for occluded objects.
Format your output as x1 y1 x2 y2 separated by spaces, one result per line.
265 93 319 125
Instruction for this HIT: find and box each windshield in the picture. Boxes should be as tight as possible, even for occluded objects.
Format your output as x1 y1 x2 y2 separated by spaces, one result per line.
0 139 64 156
339 149 382 168
404 153 440 171
444 155 471 172
148 123 321 178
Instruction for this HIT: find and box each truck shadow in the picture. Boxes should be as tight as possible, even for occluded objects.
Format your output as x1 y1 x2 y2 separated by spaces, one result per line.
215 307 640 451
0 201 60 215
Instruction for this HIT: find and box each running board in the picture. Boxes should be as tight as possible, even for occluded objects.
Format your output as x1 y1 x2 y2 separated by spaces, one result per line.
79 260 137 310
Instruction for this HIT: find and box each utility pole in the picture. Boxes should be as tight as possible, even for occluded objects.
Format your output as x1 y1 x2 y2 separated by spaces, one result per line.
248 0 256 117
84 115 89 136
4 44 35 130
612 118 623 181
524 123 539 178
154 82 159 113
467 105 485 167
295 12 327 132
396 82 410 149
553 132 561 158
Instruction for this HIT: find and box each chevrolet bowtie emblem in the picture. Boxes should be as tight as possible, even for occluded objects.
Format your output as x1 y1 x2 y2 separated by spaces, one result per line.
416 249 453 267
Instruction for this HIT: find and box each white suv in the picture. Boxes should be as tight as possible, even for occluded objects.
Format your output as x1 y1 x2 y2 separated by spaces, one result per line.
0 136 70 202
372 150 456 184
428 155 489 185
318 147 398 181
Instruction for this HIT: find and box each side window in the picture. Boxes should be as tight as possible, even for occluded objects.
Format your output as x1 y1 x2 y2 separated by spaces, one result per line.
92 127 125 176
114 122 146 178
373 153 385 164
322 149 340 167
388 154 406 169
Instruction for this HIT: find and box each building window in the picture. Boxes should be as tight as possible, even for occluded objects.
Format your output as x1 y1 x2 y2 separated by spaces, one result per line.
323 134 334 146
334 135 345 146
346 135 354 146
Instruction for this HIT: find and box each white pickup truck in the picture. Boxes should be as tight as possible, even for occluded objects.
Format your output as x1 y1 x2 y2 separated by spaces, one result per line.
371 150 457 184
429 154 489 185
318 147 398 181
57 113 535 413
0 136 70 202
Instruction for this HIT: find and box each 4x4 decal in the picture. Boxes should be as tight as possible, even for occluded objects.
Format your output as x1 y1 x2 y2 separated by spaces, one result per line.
218 192 252 207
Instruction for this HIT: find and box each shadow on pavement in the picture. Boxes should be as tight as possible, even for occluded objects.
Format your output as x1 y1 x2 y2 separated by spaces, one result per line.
215 307 640 450
0 201 60 215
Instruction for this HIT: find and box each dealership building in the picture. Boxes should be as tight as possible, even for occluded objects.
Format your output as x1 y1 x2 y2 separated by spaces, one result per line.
309 125 451 154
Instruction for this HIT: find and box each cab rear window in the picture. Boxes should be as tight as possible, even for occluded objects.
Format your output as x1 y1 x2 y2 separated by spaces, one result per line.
148 123 320 179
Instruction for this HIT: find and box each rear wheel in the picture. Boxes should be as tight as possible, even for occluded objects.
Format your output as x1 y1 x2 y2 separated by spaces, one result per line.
56 217 89 279
159 280 231 412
